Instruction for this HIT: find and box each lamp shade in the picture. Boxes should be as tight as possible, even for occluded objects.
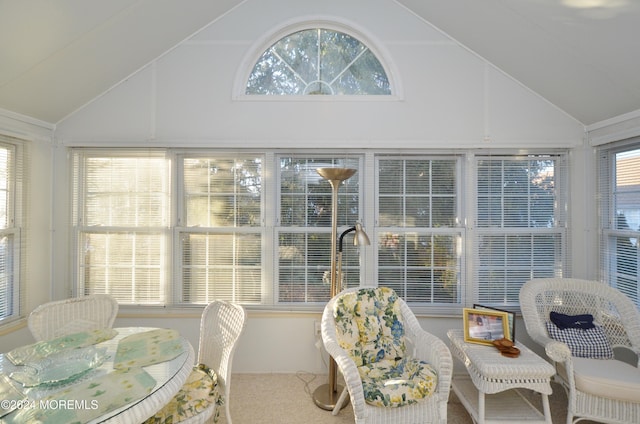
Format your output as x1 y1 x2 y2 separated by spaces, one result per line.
353 222 370 247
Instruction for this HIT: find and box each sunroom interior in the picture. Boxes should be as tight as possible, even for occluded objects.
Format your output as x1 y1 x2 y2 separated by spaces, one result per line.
1 0 640 383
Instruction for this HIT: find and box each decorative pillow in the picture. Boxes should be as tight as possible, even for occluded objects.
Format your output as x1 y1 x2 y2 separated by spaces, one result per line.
334 287 407 366
358 357 437 407
550 311 595 330
546 321 614 359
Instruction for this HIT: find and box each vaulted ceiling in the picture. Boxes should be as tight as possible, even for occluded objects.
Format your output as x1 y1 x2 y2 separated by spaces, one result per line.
1 0 639 126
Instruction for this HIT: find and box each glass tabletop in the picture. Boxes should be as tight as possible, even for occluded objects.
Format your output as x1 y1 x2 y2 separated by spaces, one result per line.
0 327 194 424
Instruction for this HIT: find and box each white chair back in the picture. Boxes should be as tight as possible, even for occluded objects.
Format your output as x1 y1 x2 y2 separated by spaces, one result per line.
198 300 247 424
28 294 119 341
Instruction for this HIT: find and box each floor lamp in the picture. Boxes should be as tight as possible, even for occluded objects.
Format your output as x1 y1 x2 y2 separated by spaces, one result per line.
312 167 370 411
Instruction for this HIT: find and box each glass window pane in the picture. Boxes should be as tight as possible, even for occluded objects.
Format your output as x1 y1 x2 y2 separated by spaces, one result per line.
279 157 360 228
79 232 164 304
84 157 169 227
0 235 14 319
378 158 457 229
376 157 460 305
606 148 640 305
476 155 566 307
183 157 262 228
181 233 262 304
247 28 391 96
277 155 361 304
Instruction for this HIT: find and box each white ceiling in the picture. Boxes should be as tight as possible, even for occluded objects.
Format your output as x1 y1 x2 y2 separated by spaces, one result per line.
1 0 639 126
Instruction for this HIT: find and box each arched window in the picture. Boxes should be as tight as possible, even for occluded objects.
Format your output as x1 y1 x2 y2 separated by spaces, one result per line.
246 28 391 95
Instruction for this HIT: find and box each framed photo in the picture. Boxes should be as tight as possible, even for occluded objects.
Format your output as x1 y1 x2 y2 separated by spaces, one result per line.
463 308 511 346
473 304 516 342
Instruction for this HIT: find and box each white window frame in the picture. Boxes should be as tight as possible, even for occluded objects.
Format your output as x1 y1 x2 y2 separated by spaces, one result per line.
0 138 25 325
373 154 465 309
71 148 570 313
472 152 570 308
234 20 402 101
174 152 266 305
598 139 640 306
72 150 171 304
275 154 365 306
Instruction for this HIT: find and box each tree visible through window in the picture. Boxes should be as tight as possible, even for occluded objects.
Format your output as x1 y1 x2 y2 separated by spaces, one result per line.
246 28 391 95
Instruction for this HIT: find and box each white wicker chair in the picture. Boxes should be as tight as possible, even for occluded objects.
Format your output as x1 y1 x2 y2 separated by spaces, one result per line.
28 294 119 341
321 287 453 424
520 277 640 424
148 300 247 424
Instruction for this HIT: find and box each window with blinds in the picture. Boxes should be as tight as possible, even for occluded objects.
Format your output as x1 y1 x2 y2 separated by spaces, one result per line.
178 155 263 304
598 141 640 306
475 154 568 306
0 137 26 324
376 157 462 304
71 148 571 311
73 152 170 304
277 156 362 303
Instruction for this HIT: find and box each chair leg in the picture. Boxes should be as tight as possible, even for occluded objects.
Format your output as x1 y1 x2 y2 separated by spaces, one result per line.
332 387 349 416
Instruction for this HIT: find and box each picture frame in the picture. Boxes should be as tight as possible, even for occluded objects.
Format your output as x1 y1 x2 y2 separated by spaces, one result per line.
473 304 516 342
463 307 511 346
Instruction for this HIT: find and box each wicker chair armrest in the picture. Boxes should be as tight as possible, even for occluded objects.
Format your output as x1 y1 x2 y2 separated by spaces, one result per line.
543 339 572 362
411 328 453 398
321 306 368 419
325 341 366 406
400 299 453 400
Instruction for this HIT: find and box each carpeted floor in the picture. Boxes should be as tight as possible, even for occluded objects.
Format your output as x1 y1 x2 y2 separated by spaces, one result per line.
215 373 598 424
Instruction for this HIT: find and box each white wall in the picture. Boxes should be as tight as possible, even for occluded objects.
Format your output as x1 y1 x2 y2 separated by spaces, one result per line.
54 0 583 147
2 0 590 373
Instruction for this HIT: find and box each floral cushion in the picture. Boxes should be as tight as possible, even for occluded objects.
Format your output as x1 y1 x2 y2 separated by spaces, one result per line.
144 363 221 424
358 357 438 407
334 287 438 407
334 287 406 367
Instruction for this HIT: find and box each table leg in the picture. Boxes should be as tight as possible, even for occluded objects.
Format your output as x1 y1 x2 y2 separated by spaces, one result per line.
541 394 552 424
478 391 485 424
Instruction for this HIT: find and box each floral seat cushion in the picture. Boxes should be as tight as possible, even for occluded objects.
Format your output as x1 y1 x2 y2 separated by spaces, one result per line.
144 363 221 424
334 287 438 407
358 357 438 407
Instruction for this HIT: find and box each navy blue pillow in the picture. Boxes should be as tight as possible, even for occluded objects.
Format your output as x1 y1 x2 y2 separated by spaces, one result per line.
550 311 595 330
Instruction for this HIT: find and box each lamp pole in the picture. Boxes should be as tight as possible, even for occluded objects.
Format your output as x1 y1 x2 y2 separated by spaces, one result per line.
312 167 356 411
337 222 370 294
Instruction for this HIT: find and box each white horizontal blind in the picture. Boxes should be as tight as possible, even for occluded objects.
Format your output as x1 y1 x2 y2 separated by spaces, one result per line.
598 141 640 305
0 137 25 324
277 156 361 303
475 154 568 306
376 156 462 304
69 148 573 311
74 152 170 305
179 156 263 304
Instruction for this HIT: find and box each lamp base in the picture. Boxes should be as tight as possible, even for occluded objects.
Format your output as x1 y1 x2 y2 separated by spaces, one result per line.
312 384 350 411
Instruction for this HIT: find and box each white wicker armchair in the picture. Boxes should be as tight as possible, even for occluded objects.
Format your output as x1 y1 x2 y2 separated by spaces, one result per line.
28 294 119 341
520 278 640 424
321 287 453 424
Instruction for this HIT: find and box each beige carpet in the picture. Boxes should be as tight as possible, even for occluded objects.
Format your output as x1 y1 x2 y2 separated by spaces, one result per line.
215 373 598 424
